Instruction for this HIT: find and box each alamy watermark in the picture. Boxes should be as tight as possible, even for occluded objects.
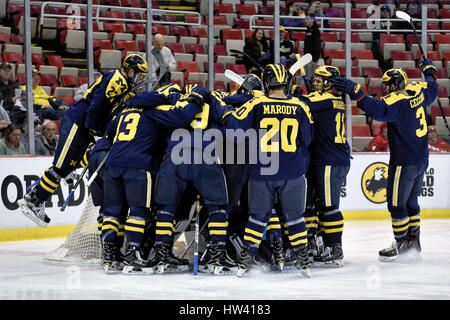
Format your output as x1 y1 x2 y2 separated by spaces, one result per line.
170 128 281 176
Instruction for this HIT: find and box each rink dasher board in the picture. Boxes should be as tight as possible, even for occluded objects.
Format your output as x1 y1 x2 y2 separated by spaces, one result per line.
0 154 449 240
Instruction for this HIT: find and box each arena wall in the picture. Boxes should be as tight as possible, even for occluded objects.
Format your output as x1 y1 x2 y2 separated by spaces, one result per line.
0 154 449 241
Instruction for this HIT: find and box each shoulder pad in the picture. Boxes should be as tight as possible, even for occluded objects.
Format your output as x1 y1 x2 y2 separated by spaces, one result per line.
105 71 129 99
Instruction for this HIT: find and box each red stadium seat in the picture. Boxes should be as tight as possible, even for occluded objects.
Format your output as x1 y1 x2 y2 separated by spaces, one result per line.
3 52 23 64
185 15 204 24
352 105 360 115
102 22 125 40
362 67 383 79
324 49 345 62
403 68 422 79
323 7 345 18
0 33 10 45
214 81 226 91
204 63 225 73
339 32 360 43
106 10 125 20
92 40 113 65
152 25 168 35
189 27 207 39
214 45 226 57
434 34 450 45
39 74 58 87
176 61 200 80
214 3 234 14
438 68 448 79
235 4 257 16
126 23 145 35
390 51 415 61
431 106 450 124
46 55 65 73
122 0 140 7
221 29 243 44
115 40 138 59
32 53 45 68
227 64 246 75
11 34 24 45
259 6 274 15
17 73 26 85
380 34 404 52
165 43 184 54
169 25 188 37
184 44 205 55
321 32 339 43
60 75 78 87
438 86 448 97
417 50 440 61
351 8 368 18
79 76 88 85
352 124 371 137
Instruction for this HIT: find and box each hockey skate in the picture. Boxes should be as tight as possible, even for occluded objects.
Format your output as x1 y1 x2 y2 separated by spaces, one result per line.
294 245 312 278
148 242 189 274
378 239 414 262
199 242 238 275
236 246 261 277
102 241 123 274
313 243 344 268
307 233 324 263
122 244 152 274
17 189 50 228
270 239 284 272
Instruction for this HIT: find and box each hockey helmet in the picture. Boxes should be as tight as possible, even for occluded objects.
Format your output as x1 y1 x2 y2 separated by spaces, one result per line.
313 65 340 91
262 63 289 92
122 53 149 74
382 68 408 93
237 73 263 94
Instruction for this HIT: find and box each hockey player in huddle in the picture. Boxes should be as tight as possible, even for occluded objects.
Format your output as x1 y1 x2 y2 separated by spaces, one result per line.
18 54 149 228
334 59 438 262
221 74 285 271
294 65 351 267
99 84 208 273
222 63 314 277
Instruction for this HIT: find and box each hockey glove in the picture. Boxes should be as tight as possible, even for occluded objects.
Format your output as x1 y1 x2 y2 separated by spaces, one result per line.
418 58 438 79
334 77 366 101
291 85 303 96
187 85 210 106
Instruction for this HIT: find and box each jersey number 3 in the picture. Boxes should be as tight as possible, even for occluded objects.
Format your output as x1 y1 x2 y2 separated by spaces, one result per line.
114 113 141 143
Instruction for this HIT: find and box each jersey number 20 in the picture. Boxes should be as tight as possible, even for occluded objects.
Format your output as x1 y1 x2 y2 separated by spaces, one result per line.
260 117 298 152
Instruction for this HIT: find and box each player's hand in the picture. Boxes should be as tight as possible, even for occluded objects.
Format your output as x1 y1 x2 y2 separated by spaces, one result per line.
334 77 366 101
291 85 303 96
187 85 210 105
418 58 438 79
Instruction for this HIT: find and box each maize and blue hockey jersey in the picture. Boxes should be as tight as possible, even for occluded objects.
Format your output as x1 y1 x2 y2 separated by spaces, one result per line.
296 91 351 167
223 94 314 180
357 74 438 166
104 90 202 172
65 70 131 132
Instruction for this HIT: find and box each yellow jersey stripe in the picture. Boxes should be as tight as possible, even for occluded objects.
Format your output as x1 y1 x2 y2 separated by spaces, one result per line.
245 228 264 238
325 165 331 207
56 123 78 168
392 166 402 207
146 171 152 208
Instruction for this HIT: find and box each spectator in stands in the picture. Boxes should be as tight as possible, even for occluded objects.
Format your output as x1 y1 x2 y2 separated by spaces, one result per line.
307 1 329 29
366 122 389 152
281 1 304 28
303 16 321 82
244 28 270 72
268 26 297 67
0 123 27 155
151 33 177 89
428 125 450 152
40 120 59 155
373 5 393 62
0 101 11 138
21 119 50 156
0 62 20 111
21 69 68 123
74 71 102 103
393 1 421 32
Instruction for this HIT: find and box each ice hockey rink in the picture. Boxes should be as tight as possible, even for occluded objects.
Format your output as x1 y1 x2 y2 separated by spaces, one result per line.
1 219 449 301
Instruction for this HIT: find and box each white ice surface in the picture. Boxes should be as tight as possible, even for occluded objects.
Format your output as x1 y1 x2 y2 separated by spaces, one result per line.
0 219 449 300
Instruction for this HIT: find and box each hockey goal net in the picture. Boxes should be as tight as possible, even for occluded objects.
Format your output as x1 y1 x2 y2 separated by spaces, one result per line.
43 195 102 264
43 195 195 265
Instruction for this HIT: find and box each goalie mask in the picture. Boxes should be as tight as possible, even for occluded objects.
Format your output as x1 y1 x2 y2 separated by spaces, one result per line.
382 68 408 93
313 65 340 92
262 63 289 92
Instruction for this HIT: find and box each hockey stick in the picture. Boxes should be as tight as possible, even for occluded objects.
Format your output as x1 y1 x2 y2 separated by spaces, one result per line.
60 165 89 212
224 69 255 96
289 53 312 76
396 11 450 136
229 49 264 73
295 53 311 93
193 195 201 275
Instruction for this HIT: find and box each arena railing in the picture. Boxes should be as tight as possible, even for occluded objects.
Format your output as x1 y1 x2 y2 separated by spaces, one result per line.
249 3 436 150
